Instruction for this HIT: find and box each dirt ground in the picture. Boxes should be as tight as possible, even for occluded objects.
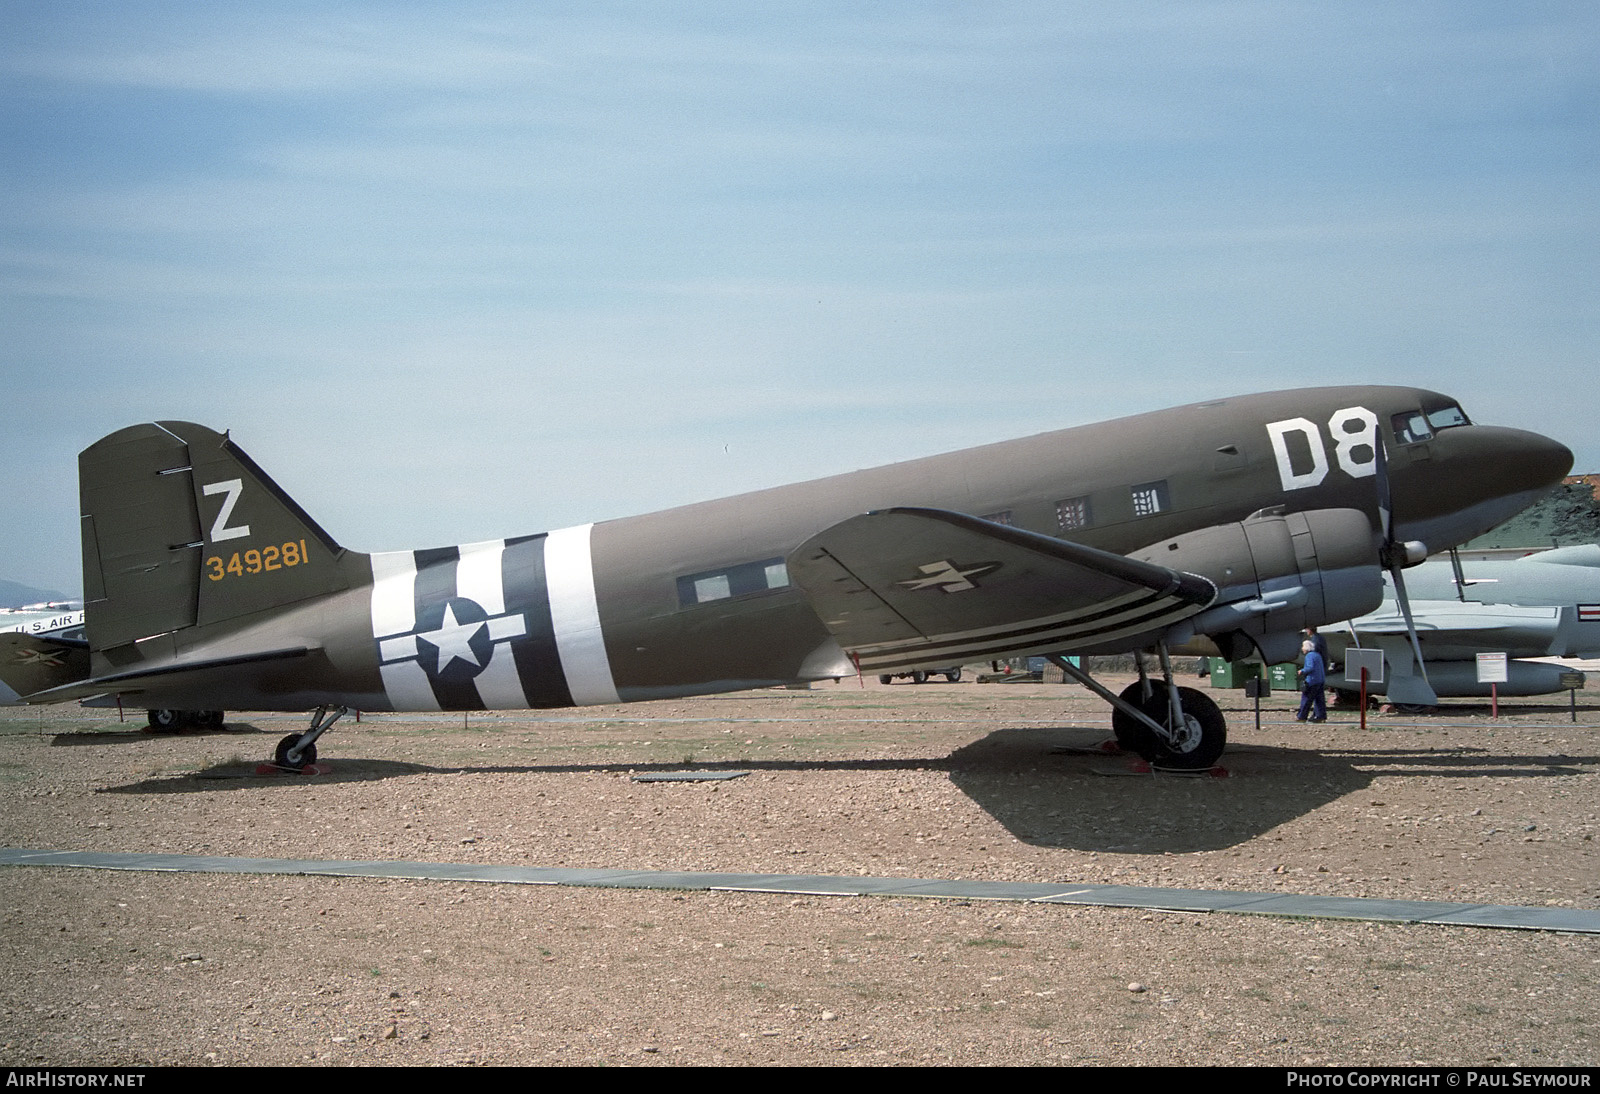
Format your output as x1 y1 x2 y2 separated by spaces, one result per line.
1 675 1597 1067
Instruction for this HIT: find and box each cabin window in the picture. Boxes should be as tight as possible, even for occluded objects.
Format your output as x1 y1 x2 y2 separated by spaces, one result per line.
1426 403 1470 431
1391 410 1433 445
1055 496 1092 532
1130 481 1168 518
677 557 790 607
980 510 1014 526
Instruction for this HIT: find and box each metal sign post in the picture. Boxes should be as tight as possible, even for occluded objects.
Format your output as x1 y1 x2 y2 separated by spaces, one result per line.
1559 670 1584 723
1344 649 1385 732
1476 652 1508 719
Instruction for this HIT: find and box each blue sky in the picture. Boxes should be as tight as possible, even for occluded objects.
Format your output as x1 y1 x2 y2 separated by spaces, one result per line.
4 2 1596 595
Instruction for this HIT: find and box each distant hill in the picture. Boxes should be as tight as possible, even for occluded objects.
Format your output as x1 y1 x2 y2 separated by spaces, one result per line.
1465 475 1600 550
0 579 73 609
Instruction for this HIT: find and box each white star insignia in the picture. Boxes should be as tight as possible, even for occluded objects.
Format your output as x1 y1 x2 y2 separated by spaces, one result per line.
416 603 485 672
897 560 1000 593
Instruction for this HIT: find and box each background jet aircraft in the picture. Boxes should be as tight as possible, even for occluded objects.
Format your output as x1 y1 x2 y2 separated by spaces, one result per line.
0 603 87 706
0 603 84 640
1 386 1571 771
1329 544 1600 705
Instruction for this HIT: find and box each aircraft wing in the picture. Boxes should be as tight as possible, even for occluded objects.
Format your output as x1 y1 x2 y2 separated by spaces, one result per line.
787 507 1216 673
1353 602 1561 635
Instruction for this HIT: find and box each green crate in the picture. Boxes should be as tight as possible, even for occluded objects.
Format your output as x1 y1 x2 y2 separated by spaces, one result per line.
1207 658 1262 689
1266 663 1298 689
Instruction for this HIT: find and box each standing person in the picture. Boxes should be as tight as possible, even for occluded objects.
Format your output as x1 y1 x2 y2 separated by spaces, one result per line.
1303 625 1329 666
1297 639 1327 723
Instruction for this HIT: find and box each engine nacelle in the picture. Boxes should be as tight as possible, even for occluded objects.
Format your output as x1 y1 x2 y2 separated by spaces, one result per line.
1132 508 1383 664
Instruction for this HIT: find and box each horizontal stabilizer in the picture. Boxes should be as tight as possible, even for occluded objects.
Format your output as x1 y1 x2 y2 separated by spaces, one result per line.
0 634 92 705
787 507 1215 672
20 645 315 705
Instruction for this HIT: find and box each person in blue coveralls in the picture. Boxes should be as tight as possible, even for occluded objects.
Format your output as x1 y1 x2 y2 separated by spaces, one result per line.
1296 639 1327 723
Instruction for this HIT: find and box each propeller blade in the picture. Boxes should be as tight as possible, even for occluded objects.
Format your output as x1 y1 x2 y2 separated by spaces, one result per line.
1375 434 1436 702
1374 435 1394 546
1388 561 1437 702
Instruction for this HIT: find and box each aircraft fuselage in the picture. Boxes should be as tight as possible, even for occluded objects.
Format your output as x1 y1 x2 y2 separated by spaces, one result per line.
82 384 1569 715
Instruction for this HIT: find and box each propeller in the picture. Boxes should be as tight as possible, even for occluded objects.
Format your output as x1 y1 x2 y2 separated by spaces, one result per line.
1373 439 1436 702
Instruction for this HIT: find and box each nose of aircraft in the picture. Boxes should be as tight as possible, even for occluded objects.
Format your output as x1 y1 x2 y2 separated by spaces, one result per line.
1397 425 1574 544
1462 425 1575 496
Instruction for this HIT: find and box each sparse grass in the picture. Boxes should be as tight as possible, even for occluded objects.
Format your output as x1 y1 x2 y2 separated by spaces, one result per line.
963 937 1023 949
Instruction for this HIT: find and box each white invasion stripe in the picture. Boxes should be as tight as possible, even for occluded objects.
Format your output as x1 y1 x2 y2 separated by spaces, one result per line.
851 587 1172 655
378 636 417 662
856 593 1191 656
545 523 620 705
855 602 1199 670
380 661 441 712
370 551 418 637
473 644 529 710
488 616 526 641
456 540 506 615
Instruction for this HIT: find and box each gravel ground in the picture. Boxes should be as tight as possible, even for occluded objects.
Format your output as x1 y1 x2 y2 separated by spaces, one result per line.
1 676 1596 1066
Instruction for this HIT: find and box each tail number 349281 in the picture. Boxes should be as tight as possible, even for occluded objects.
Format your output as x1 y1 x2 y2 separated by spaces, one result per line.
206 541 310 581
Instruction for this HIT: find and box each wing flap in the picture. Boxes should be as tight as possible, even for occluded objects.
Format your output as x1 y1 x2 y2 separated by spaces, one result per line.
787 508 1215 671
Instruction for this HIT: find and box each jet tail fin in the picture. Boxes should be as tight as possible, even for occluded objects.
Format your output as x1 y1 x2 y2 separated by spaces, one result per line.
80 422 352 654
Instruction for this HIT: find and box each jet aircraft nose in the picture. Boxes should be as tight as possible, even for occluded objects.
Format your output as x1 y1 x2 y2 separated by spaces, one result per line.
1394 424 1574 549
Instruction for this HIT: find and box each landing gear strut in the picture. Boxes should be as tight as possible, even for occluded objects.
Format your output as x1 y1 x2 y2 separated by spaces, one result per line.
273 705 349 771
1048 649 1227 770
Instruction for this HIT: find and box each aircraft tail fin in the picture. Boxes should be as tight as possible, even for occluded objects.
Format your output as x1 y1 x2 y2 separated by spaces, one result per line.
80 422 352 653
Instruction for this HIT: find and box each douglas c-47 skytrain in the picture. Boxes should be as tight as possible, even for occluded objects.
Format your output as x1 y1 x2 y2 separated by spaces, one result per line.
0 386 1573 771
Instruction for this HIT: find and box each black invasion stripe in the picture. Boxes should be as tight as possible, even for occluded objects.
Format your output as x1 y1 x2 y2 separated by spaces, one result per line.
411 547 483 711
858 588 1183 661
855 600 1198 670
502 535 574 709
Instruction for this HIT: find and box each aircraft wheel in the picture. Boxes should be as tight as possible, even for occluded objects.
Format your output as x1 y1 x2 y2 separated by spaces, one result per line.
146 709 191 732
945 668 962 683
1110 681 1155 752
878 675 893 685
1112 683 1226 769
273 733 317 771
911 670 927 684
1155 687 1226 769
198 710 225 728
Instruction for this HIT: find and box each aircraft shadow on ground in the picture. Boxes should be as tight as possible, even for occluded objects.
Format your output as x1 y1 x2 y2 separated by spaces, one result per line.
944 725 1600 854
94 723 1598 857
51 724 269 748
97 750 959 795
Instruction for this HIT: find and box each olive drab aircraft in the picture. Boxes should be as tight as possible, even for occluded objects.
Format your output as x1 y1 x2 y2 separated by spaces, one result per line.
0 386 1573 771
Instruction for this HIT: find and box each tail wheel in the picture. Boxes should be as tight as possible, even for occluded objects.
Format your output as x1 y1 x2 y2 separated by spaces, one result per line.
274 733 317 771
1111 683 1226 770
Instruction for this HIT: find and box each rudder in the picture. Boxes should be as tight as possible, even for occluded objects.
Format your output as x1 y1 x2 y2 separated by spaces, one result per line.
80 421 350 654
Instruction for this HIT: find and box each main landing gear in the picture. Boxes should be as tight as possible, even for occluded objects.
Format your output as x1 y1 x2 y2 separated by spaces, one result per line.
272 705 350 772
144 709 225 732
1046 648 1227 770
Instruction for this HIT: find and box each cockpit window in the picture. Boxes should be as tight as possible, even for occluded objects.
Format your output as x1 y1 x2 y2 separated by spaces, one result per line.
1426 404 1470 431
1391 410 1433 445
